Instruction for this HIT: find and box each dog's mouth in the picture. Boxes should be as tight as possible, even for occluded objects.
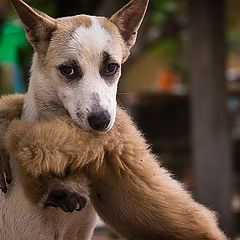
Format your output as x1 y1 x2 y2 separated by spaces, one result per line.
45 189 87 213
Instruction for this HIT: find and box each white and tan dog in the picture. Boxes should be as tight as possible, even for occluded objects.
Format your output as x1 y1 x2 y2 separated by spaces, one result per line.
0 0 149 239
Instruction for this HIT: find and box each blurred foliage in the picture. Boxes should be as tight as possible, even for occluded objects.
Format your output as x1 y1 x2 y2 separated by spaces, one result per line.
226 0 240 54
25 0 56 16
148 0 187 81
151 0 176 25
150 0 187 25
149 36 185 72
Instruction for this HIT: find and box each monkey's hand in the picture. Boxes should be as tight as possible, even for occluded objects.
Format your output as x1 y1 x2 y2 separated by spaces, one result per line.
4 115 106 211
0 149 11 193
0 94 24 193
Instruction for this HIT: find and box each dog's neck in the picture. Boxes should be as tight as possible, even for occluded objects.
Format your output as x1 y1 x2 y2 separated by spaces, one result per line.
21 54 68 122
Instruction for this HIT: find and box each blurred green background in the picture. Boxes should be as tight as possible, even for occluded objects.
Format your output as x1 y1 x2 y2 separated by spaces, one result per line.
1 0 240 239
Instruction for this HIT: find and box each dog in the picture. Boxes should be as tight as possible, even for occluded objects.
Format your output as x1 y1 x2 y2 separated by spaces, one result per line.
0 0 149 239
0 95 228 240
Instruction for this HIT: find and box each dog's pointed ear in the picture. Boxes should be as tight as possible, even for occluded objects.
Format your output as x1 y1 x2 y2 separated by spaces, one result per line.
10 0 57 56
110 0 149 51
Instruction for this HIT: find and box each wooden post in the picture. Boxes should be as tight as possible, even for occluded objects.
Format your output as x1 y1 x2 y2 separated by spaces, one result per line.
188 0 233 236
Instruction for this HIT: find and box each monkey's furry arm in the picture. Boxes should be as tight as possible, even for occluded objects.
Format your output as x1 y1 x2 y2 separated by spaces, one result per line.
0 94 24 192
4 108 228 240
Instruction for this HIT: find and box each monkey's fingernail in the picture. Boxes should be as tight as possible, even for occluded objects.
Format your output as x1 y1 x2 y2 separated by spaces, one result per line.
6 178 12 184
1 187 7 193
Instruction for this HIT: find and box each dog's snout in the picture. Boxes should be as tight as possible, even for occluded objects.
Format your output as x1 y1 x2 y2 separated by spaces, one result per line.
88 110 110 131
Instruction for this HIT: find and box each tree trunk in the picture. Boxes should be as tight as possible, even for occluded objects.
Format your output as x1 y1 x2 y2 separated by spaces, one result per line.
188 0 233 236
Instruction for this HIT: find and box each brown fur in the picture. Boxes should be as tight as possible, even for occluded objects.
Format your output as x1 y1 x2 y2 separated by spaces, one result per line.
2 95 228 240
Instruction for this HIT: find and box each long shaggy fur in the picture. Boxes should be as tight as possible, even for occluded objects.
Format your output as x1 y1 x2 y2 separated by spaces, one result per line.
2 95 228 240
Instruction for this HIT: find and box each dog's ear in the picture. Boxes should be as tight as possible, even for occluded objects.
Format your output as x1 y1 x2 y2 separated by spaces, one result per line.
9 0 57 56
110 0 149 51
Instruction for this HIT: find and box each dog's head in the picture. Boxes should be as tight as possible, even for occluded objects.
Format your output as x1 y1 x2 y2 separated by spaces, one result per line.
10 0 149 132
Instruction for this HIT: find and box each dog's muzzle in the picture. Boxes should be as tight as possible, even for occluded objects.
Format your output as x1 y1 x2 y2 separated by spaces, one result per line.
88 110 110 131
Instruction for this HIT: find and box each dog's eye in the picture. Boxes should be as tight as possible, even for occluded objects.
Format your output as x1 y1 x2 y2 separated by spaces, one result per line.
59 66 75 76
58 63 83 82
106 63 119 76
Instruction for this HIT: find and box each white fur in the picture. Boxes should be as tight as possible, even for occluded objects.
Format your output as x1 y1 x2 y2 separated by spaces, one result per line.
21 79 38 122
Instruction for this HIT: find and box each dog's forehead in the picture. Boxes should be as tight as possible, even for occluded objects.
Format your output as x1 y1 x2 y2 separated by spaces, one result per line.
70 17 111 51
51 15 124 63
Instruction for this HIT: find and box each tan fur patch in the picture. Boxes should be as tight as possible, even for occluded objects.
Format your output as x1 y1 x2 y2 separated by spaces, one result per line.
56 15 92 31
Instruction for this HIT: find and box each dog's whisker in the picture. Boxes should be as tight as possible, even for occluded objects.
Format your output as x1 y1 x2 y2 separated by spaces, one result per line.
117 93 136 95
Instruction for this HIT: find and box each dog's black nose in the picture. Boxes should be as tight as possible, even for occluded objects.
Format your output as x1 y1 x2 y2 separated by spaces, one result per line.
88 110 110 131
